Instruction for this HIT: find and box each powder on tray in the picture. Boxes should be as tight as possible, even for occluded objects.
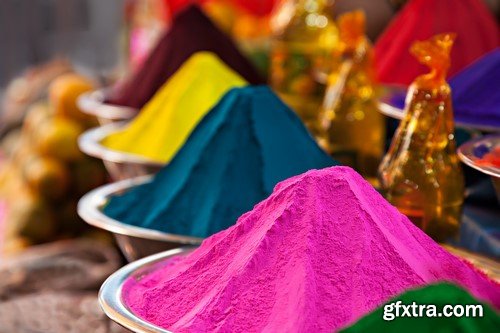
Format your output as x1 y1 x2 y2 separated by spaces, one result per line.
341 283 500 332
101 52 247 163
449 48 500 128
106 5 264 109
104 86 336 237
375 0 499 85
123 166 499 332
475 144 500 168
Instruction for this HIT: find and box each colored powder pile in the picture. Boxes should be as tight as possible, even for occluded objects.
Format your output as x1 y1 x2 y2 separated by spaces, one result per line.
475 143 500 168
104 86 336 237
450 48 500 128
101 52 247 163
123 166 499 332
107 5 264 109
375 0 499 85
341 283 500 332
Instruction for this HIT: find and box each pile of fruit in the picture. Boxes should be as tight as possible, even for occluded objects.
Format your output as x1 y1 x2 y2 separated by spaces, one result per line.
0 73 108 253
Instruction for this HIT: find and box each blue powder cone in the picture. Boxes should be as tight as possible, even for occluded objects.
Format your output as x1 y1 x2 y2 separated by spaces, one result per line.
104 86 337 238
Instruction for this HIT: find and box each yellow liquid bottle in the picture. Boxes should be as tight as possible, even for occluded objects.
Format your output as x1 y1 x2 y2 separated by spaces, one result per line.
378 33 465 242
270 0 339 136
317 11 385 184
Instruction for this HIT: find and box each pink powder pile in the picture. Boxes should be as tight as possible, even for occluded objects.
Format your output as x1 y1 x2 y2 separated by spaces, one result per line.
123 166 499 332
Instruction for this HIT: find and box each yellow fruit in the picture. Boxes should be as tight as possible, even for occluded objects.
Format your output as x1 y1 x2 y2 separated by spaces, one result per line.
36 117 84 161
24 156 69 201
23 102 52 136
0 128 22 157
71 158 106 196
12 137 34 165
6 192 56 243
3 237 32 255
0 161 23 197
49 73 94 122
58 200 84 234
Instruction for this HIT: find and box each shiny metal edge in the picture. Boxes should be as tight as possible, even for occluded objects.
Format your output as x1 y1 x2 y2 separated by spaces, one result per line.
378 100 405 120
444 244 500 282
77 177 204 244
99 248 195 333
78 122 166 166
77 88 138 120
458 134 500 178
99 245 499 333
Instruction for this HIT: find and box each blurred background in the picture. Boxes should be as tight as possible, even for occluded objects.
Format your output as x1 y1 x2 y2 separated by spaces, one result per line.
1 0 498 92
0 0 124 89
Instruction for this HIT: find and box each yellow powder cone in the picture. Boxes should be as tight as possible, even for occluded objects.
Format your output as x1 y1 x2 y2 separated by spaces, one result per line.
101 52 248 163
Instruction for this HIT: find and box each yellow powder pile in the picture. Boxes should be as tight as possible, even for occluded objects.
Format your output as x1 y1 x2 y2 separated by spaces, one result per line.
101 52 248 163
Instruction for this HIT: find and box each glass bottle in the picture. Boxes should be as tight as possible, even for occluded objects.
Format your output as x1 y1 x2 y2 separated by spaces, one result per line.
270 0 339 136
317 11 385 184
378 33 465 242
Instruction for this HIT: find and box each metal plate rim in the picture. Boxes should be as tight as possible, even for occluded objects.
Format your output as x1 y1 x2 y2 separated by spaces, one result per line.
457 134 500 178
99 248 195 333
77 177 204 244
77 122 166 166
77 88 138 121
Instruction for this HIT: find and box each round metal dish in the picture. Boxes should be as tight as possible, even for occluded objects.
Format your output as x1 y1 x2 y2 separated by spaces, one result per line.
99 245 499 333
77 177 203 261
78 122 165 180
443 245 500 281
458 134 500 202
77 88 137 125
378 85 500 132
99 247 195 333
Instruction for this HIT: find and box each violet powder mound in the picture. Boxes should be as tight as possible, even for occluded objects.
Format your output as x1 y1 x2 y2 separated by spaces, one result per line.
106 5 264 109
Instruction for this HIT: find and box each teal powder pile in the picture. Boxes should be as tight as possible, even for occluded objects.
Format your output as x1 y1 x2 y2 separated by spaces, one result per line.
104 86 337 237
341 282 500 333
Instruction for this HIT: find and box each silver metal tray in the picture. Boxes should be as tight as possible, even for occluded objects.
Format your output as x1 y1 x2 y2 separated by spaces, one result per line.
78 122 164 180
458 134 500 202
99 247 195 333
99 245 498 333
78 177 203 261
77 88 137 125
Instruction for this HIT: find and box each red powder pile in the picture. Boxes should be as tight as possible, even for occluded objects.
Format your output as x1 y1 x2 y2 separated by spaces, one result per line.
107 5 264 109
375 0 499 85
123 167 499 332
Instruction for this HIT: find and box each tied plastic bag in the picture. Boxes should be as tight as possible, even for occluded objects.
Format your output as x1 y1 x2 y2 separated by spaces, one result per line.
317 10 384 182
378 33 465 242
